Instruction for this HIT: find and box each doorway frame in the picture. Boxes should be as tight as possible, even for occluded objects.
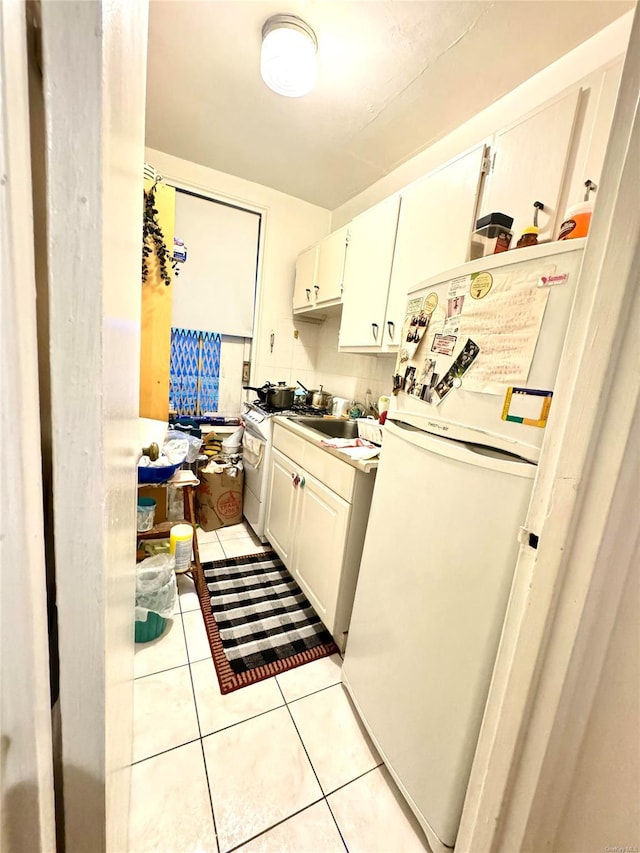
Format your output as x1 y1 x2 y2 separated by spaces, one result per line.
457 7 639 850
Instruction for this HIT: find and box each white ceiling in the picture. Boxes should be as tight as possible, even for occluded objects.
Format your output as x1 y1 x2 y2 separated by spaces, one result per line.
146 1 631 210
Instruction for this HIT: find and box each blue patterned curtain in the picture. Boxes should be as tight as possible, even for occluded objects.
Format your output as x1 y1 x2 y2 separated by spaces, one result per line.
170 328 221 415
199 331 221 414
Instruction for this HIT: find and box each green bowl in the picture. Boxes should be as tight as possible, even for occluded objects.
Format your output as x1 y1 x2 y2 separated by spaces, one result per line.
135 612 168 643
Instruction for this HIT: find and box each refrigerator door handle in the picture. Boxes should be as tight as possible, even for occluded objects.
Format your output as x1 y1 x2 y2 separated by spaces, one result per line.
387 419 536 478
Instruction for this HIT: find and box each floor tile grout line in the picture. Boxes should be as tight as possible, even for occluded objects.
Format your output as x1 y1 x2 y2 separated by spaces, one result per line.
275 680 350 853
223 797 326 853
282 677 344 706
130 735 202 766
198 737 221 853
324 762 384 798
199 700 286 741
133 659 191 680
181 611 222 851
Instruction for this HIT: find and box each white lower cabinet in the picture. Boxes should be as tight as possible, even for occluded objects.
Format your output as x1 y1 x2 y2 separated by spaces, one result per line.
264 448 298 563
265 424 376 648
293 472 350 628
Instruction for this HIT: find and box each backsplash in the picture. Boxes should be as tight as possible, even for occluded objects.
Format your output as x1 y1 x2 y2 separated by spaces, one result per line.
253 313 394 412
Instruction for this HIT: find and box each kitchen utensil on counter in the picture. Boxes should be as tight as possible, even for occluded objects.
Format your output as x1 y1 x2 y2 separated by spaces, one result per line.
243 381 296 409
331 397 350 418
296 380 333 409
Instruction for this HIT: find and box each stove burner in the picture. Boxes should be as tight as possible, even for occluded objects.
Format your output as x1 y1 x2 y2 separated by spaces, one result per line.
249 399 331 417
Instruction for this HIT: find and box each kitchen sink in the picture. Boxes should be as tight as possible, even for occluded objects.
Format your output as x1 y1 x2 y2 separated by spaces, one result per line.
289 416 359 440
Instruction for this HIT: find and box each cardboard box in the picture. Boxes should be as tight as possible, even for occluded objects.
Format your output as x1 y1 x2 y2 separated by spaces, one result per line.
196 465 243 531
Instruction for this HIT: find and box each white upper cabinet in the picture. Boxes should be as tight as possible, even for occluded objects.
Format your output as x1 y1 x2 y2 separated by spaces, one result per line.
293 226 349 313
315 226 349 306
339 196 400 349
293 244 318 311
479 89 580 243
382 144 487 350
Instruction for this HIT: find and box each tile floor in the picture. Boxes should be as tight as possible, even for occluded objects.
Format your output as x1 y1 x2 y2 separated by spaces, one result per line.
130 522 430 853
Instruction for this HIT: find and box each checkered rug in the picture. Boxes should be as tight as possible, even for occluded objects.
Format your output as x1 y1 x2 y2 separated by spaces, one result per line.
194 551 339 694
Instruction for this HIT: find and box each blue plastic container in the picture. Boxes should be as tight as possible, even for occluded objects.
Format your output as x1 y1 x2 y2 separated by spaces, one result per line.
137 461 181 485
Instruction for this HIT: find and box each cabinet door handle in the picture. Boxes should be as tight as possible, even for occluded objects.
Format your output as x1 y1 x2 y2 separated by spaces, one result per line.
314 285 319 294
305 288 311 301
387 320 395 339
372 322 379 341
291 472 299 488
299 476 305 488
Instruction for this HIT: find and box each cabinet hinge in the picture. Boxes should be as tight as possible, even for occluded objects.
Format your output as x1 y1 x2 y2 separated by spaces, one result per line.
481 146 493 176
518 526 539 549
345 232 350 246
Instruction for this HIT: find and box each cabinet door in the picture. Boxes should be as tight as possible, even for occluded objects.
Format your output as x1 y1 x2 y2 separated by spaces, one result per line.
384 144 486 348
480 89 580 243
293 244 318 311
293 471 351 635
339 196 400 349
264 448 299 566
315 226 349 305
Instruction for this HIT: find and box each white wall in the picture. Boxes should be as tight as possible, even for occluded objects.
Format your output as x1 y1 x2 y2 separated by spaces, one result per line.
0 4 56 850
552 558 640 853
144 147 332 403
331 12 632 228
41 2 148 850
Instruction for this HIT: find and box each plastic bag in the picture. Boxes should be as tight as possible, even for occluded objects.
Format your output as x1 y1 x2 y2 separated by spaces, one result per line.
162 438 190 465
166 429 203 463
135 554 177 622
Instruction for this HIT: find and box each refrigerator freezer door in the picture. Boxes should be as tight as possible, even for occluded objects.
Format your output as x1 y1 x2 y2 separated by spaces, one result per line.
342 418 535 850
392 241 585 461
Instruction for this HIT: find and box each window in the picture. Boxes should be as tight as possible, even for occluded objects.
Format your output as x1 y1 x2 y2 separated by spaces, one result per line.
169 327 221 416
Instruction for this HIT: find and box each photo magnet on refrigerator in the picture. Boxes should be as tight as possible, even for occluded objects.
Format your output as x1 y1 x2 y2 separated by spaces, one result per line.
433 338 480 404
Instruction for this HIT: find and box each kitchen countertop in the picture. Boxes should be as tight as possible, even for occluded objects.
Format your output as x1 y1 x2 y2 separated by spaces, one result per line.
274 415 379 474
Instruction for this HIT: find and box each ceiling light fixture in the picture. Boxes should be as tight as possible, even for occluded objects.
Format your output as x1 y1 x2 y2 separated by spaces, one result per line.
260 14 318 98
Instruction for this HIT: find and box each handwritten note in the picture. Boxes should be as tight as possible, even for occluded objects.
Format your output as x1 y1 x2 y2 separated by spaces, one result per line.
459 269 550 394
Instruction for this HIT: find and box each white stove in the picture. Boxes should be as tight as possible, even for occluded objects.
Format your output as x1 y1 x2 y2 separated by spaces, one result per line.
241 399 329 541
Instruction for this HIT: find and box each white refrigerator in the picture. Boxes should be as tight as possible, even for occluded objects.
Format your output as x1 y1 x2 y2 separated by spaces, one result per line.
341 241 585 853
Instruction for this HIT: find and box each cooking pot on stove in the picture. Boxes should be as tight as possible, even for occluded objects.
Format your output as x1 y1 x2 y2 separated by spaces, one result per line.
296 380 333 410
243 381 296 409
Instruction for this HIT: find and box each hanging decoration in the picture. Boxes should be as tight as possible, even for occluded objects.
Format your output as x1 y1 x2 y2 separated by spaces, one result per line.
142 176 184 286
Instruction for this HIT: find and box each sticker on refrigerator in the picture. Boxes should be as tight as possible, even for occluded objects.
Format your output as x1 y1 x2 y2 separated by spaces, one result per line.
433 338 480 404
501 387 553 428
431 334 457 356
424 292 439 314
538 271 570 288
470 272 493 299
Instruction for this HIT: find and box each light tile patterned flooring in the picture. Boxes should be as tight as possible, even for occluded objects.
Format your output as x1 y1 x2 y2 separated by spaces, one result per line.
129 522 431 853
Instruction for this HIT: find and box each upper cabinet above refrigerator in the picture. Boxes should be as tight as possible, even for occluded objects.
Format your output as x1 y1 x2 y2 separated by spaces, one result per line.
381 144 489 351
478 89 581 245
